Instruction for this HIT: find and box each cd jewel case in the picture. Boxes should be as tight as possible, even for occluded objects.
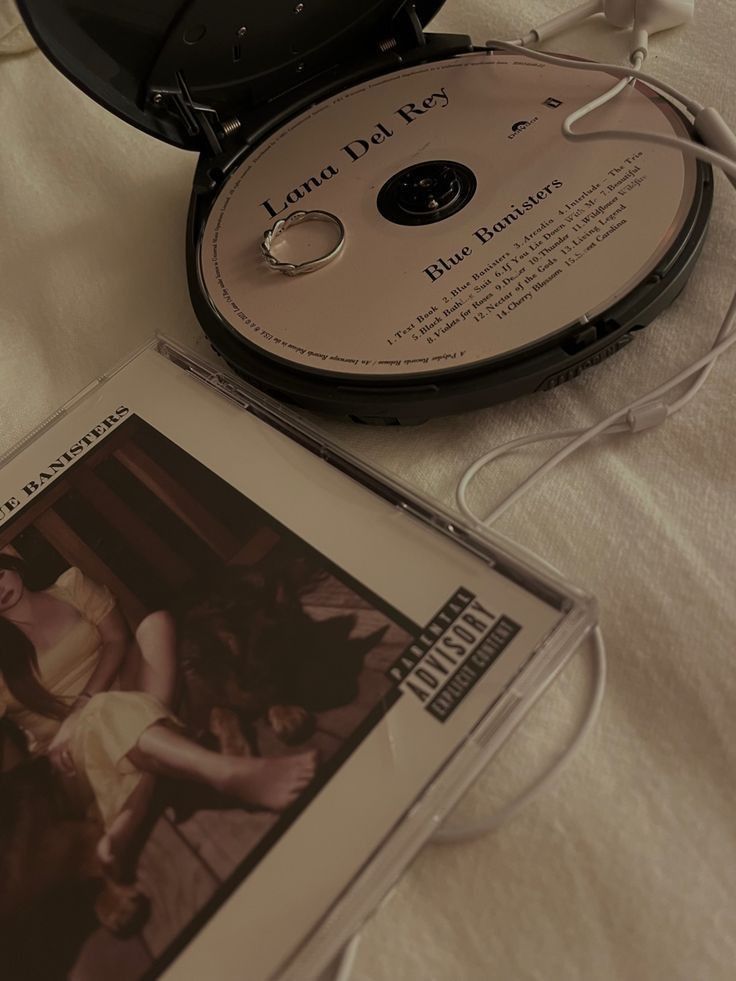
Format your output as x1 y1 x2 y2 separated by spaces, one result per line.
0 337 595 980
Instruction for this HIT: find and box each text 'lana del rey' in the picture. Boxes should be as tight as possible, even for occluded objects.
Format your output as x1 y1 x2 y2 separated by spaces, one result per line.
260 87 451 219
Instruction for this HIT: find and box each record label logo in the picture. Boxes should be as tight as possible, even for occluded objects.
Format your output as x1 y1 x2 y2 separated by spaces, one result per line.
507 116 539 140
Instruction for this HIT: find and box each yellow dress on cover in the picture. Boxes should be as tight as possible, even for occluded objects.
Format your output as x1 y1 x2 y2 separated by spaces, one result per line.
0 567 174 827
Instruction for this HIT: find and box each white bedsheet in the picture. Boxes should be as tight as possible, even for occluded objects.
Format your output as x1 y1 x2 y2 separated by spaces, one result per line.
1 2 735 979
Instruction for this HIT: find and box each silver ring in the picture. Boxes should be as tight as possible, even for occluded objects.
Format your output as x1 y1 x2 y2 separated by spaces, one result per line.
261 210 345 276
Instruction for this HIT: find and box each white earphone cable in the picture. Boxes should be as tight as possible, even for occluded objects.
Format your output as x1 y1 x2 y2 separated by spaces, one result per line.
334 934 361 981
433 626 607 843
336 21 736 980
443 55 642 841
456 39 736 527
493 37 703 111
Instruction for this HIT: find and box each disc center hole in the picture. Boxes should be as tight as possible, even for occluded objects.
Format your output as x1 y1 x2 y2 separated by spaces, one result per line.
378 160 476 226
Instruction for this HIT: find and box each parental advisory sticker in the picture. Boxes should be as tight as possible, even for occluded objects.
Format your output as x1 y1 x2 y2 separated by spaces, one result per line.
387 587 521 721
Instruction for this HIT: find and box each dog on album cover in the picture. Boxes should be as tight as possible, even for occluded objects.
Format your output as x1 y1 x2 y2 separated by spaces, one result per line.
178 563 388 750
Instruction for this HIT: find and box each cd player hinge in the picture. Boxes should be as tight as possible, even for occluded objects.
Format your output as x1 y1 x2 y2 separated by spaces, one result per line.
221 118 241 138
151 72 227 155
377 3 426 56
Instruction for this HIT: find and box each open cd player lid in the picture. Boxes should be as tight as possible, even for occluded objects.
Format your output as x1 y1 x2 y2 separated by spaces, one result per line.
18 0 449 151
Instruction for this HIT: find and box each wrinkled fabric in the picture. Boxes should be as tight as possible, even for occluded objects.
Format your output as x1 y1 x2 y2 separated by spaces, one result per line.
0 0 33 55
1 1 735 978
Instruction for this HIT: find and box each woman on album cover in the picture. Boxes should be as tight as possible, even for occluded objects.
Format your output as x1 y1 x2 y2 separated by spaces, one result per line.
0 551 318 884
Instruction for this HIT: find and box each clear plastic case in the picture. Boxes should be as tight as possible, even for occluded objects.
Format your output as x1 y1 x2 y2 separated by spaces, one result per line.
0 337 596 981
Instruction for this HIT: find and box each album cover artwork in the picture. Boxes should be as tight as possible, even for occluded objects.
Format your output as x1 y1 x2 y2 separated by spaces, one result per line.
0 411 416 981
0 344 582 981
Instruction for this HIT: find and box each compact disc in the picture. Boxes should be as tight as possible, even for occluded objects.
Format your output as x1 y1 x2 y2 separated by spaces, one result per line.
197 52 701 383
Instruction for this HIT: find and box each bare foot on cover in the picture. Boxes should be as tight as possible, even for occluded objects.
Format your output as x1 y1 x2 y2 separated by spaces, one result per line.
222 750 318 811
